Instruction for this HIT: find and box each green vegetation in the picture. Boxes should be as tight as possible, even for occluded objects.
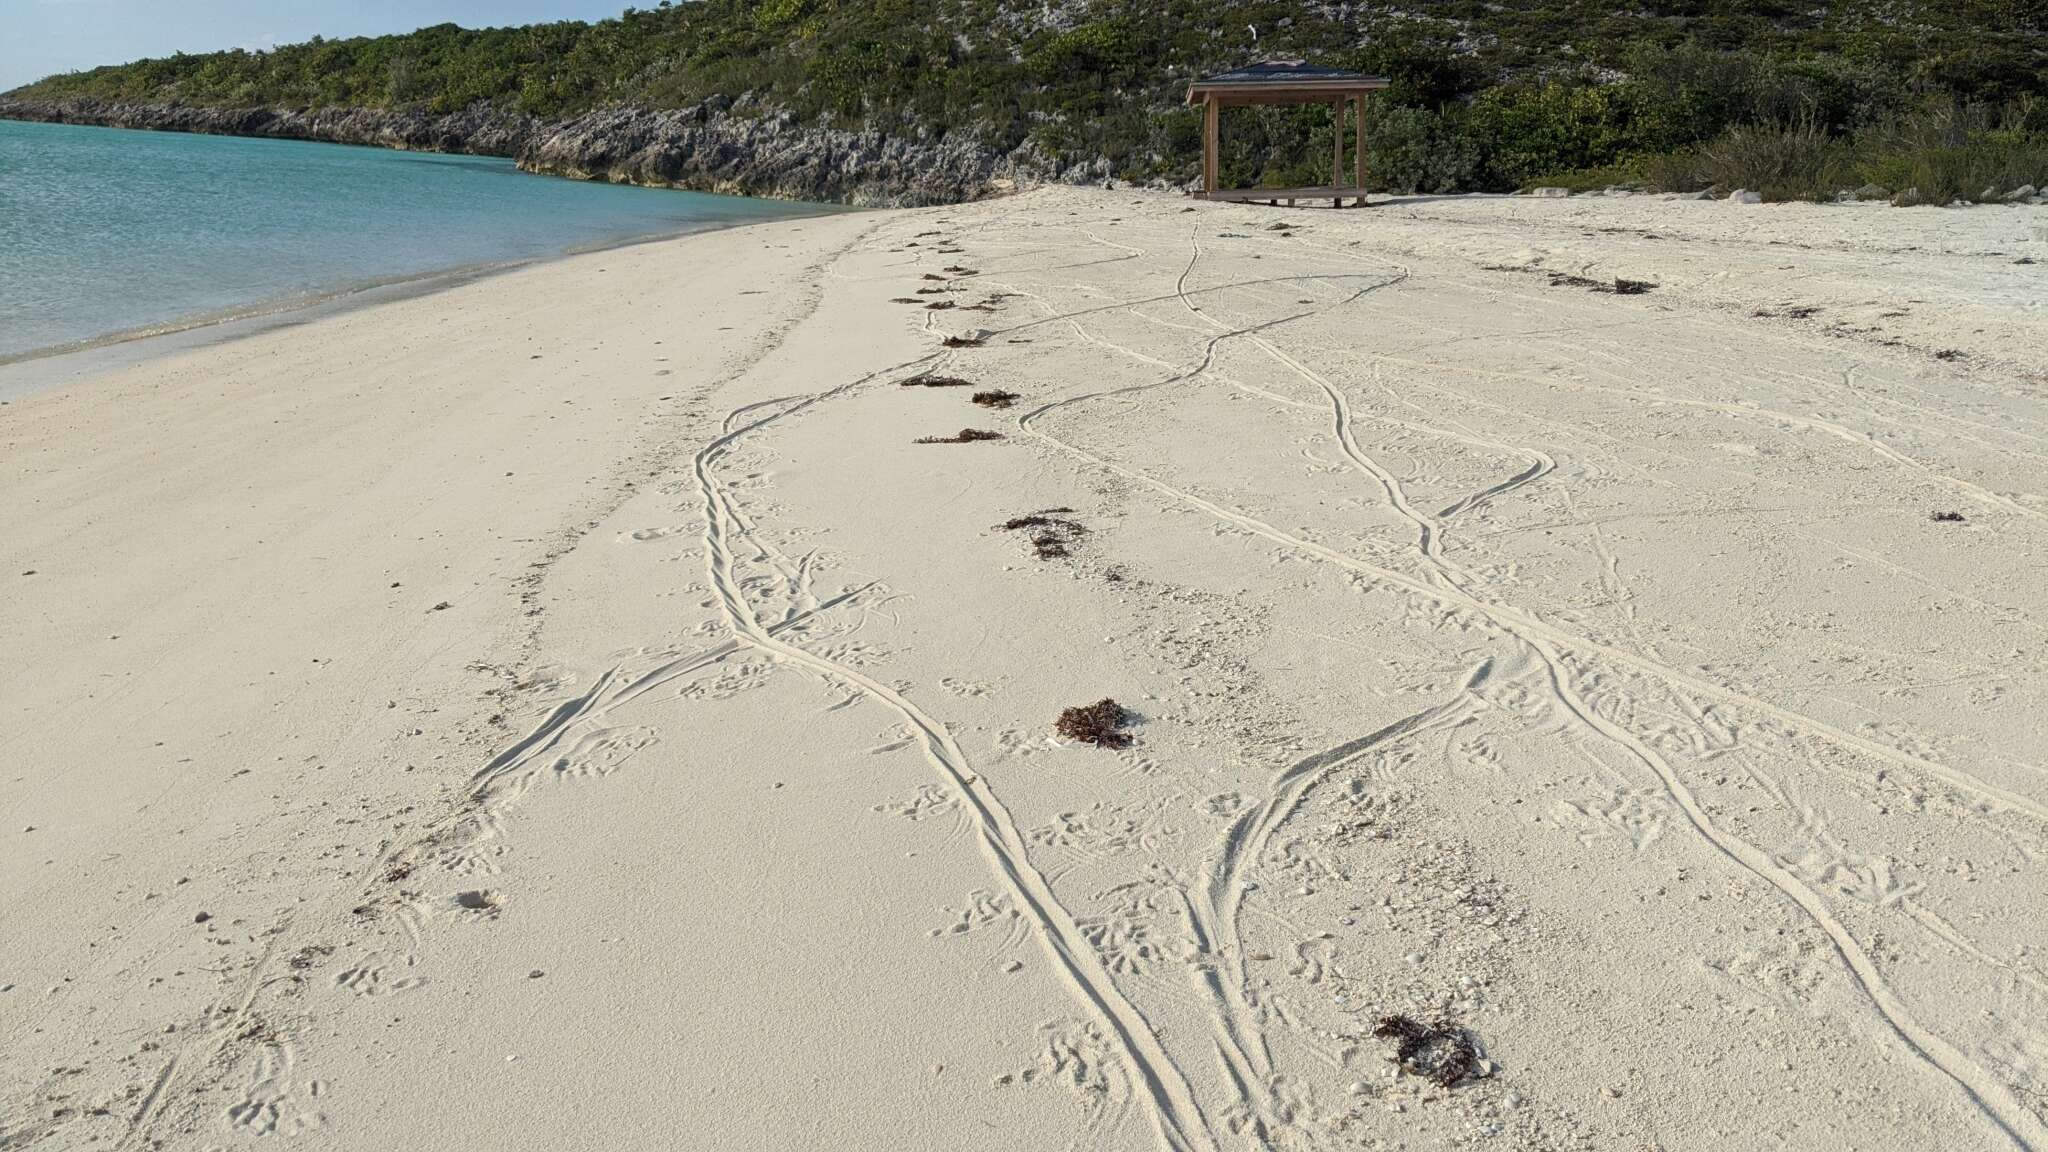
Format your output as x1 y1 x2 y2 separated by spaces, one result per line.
8 0 2044 198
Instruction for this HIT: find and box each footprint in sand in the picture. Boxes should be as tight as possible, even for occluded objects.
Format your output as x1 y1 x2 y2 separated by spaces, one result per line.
931 890 1020 939
991 1020 1120 1115
868 733 917 756
1203 792 1251 820
620 526 687 543
450 889 506 919
873 784 959 821
222 1044 326 1138
549 726 658 780
437 840 509 877
1551 786 1668 851
679 661 773 702
332 953 425 998
992 728 1050 759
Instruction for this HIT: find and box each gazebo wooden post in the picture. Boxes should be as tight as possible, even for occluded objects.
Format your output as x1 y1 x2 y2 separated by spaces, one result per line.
1203 94 1220 196
1331 98 1345 208
1355 94 1367 202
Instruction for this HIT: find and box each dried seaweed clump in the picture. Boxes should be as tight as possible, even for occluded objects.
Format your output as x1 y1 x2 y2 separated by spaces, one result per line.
915 428 1005 444
1373 1015 1481 1088
899 374 974 388
942 335 985 348
1545 271 1655 294
1930 510 1967 523
999 510 1085 558
1482 265 1657 295
972 390 1021 409
1055 699 1132 749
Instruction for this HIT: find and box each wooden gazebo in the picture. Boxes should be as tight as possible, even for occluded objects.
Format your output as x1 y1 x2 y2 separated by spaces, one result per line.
1187 62 1391 207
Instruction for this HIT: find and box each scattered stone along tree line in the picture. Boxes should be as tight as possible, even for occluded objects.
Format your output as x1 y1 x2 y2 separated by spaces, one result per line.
6 0 2043 200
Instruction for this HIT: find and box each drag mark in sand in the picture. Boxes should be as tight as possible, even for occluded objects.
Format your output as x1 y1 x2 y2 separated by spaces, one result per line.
1013 231 2048 1150
1187 672 1489 1131
1014 249 2045 827
693 362 1220 1152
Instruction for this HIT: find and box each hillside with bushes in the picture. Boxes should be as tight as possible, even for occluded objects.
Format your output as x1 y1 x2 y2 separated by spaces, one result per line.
4 0 2043 203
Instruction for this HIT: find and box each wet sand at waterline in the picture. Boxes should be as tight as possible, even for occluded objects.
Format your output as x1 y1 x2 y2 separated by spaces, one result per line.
4 187 2045 1151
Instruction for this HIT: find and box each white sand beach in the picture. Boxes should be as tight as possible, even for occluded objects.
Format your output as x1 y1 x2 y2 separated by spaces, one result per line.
4 187 2046 1151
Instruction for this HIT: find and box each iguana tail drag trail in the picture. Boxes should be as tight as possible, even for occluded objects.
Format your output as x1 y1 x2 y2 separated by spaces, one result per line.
8 188 2043 1152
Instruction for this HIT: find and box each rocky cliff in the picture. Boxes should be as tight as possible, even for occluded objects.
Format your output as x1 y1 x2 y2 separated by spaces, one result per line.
0 98 537 157
0 98 1112 206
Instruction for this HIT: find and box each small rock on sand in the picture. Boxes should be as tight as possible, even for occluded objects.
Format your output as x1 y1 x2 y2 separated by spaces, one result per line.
1728 189 1763 205
1530 187 1570 198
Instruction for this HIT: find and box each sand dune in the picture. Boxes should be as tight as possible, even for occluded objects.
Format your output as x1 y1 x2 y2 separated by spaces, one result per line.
3 188 2045 1151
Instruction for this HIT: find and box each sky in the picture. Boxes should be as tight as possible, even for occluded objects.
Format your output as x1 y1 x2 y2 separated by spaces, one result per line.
1 0 634 92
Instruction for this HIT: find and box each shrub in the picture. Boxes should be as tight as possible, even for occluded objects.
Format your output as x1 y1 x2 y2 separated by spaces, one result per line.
9 2 2044 200
1690 116 1836 199
1848 103 2048 202
1562 102 2047 203
1368 105 1483 194
1470 81 1635 188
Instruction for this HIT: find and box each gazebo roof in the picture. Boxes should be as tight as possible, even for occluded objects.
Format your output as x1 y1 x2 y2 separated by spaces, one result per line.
1187 60 1390 105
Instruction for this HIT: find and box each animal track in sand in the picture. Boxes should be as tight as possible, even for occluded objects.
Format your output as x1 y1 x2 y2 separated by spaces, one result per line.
992 1020 1123 1119
872 783 959 821
1288 938 1348 985
620 525 688 543
222 1044 326 1138
867 726 917 755
1550 786 1669 851
1077 915 1179 976
1117 754 1165 778
814 640 892 669
435 840 507 877
1204 792 1252 819
1982 1024 2048 1107
1027 804 1169 857
515 664 578 694
991 727 1051 758
1779 813 1926 909
1703 932 1831 1005
451 889 505 918
548 726 658 780
332 953 425 998
939 677 992 698
677 660 773 701
931 889 1019 938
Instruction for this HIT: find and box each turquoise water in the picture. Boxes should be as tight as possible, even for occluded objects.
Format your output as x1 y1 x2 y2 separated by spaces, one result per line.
0 119 831 360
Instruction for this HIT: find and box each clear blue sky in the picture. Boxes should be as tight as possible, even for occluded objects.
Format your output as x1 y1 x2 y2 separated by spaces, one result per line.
2 1 634 92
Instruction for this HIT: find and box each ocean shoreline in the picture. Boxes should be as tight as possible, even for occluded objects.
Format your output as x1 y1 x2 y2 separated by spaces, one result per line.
0 119 852 400
0 210 846 403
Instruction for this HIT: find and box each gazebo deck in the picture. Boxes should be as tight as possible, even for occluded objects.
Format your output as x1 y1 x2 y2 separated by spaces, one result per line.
1199 186 1378 206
